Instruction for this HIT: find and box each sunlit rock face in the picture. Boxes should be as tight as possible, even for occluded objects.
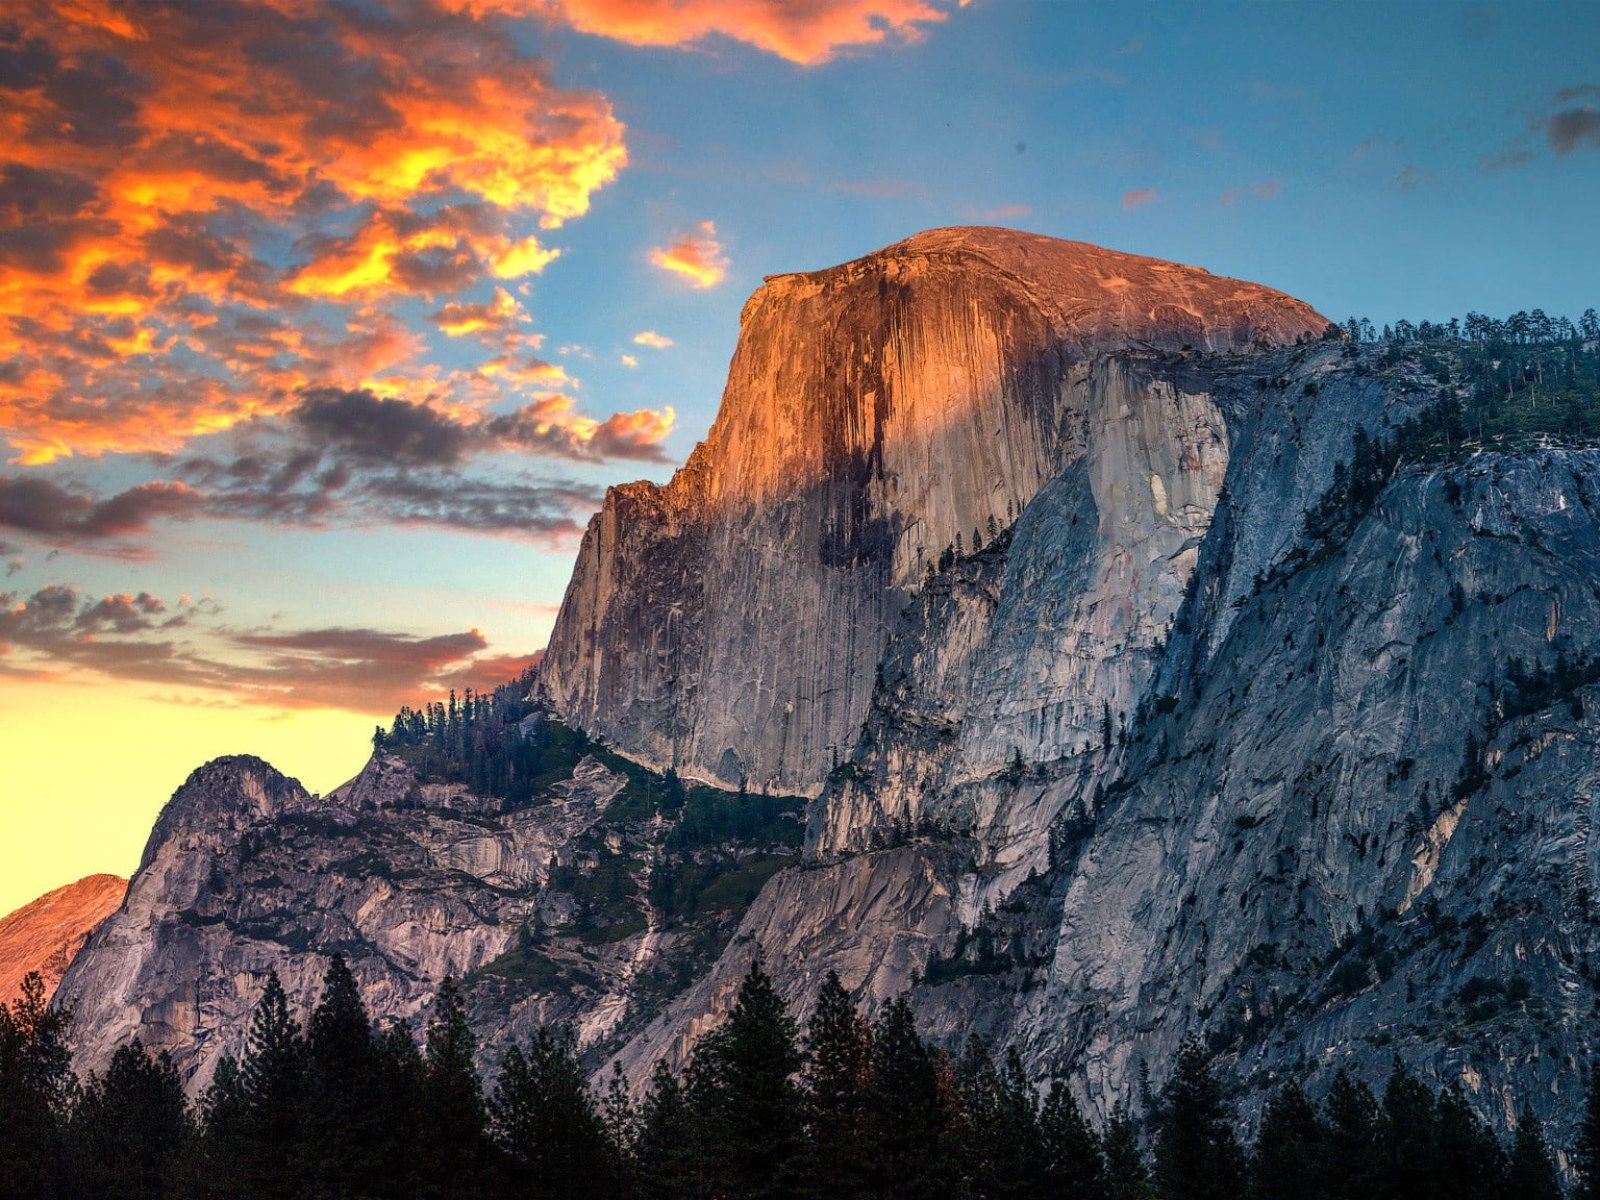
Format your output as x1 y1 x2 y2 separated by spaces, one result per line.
538 227 1326 796
0 874 126 1004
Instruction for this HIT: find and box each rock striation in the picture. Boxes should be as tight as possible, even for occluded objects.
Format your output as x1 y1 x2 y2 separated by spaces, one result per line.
537 227 1326 796
0 873 125 1004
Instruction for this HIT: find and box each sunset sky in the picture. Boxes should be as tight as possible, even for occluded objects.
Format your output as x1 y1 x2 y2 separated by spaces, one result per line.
3 0 1599 914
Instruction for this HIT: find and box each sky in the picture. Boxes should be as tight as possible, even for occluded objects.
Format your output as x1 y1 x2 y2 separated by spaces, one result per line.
3 0 1599 915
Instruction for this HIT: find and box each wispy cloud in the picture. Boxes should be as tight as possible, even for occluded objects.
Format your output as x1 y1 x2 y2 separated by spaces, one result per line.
1121 188 1156 212
632 330 673 349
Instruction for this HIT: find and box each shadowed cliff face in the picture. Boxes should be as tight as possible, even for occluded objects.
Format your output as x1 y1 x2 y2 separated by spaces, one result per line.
537 227 1327 796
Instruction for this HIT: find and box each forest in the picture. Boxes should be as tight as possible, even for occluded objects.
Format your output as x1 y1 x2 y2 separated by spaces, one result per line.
1 958 1590 1200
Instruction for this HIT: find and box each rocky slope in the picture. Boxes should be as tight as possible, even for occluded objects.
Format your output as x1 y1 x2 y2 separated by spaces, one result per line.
56 732 803 1089
0 874 125 1003
54 227 1600 1151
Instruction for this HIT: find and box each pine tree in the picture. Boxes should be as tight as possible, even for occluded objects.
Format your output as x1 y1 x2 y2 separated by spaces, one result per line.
372 1021 426 1200
684 959 803 1200
224 970 307 1200
956 1034 1003 1196
1321 1068 1380 1200
300 955 385 1198
1375 1060 1435 1199
1037 1079 1105 1199
1103 1105 1153 1200
1578 1063 1600 1200
865 997 958 1200
418 977 492 1199
801 971 872 1199
1508 1101 1563 1200
988 1049 1045 1200
490 1027 612 1200
1433 1082 1508 1199
66 1039 192 1200
0 972 75 1200
1152 1039 1245 1200
636 1060 699 1200
1248 1079 1322 1200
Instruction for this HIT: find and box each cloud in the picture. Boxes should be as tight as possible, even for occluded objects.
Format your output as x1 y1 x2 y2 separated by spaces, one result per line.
291 387 480 467
0 476 198 544
1549 106 1600 155
650 221 729 288
1394 165 1433 191
620 353 639 368
463 0 958 66
430 288 532 344
0 1 625 466
964 204 1031 222
0 579 541 714
632 330 673 348
1220 180 1281 207
1121 188 1156 211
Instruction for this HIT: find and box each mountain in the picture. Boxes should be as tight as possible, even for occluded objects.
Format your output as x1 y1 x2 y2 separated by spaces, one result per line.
56 228 1600 1147
1 874 125 1004
539 227 1325 797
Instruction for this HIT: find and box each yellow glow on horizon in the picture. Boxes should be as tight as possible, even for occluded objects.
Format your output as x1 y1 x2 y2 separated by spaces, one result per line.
0 680 376 917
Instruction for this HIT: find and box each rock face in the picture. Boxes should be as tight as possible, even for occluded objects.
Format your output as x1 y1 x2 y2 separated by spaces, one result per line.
56 740 803 1090
0 874 125 1004
537 227 1326 796
53 227 1600 1151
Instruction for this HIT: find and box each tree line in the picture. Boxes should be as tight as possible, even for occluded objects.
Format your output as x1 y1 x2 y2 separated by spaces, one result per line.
6 958 1599 1200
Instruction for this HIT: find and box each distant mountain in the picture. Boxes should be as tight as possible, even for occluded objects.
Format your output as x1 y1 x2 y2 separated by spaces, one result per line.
1 874 125 1003
56 227 1600 1151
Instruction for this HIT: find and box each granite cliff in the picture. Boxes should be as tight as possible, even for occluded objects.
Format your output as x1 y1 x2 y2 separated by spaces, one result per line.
0 874 125 1003
55 228 1600 1150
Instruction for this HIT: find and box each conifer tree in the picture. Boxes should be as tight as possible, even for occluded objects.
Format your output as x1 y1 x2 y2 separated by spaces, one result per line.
1248 1079 1322 1200
865 997 958 1200
372 1020 427 1200
1103 1105 1154 1200
66 1039 192 1200
1577 1063 1600 1200
1375 1060 1436 1199
684 959 803 1200
1433 1082 1509 1199
418 977 492 1199
0 972 75 1200
229 970 307 1200
956 1034 1003 1196
1039 1080 1106 1199
1321 1068 1380 1200
301 954 384 1198
1152 1039 1246 1200
1508 1101 1563 1200
490 1027 613 1200
801 971 873 1199
636 1060 699 1200
989 1048 1045 1200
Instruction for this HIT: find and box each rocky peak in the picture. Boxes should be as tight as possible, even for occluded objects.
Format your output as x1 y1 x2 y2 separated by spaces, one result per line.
537 227 1327 795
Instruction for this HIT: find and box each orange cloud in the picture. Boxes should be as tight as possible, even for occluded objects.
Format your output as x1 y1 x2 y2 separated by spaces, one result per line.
477 0 956 66
431 288 530 338
632 329 673 348
649 221 729 288
0 1 624 465
1122 188 1156 211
